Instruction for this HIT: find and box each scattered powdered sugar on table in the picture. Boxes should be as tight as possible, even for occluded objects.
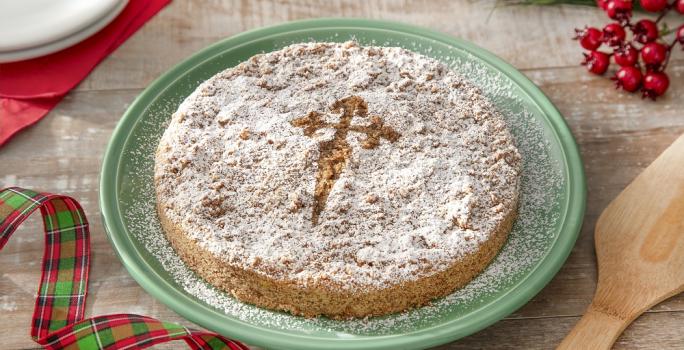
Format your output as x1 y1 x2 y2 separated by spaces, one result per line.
120 38 563 335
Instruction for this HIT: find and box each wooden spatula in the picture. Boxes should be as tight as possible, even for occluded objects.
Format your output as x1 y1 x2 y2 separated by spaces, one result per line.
558 134 684 350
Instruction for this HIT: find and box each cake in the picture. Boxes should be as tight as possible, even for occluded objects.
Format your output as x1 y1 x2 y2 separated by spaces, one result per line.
154 41 521 318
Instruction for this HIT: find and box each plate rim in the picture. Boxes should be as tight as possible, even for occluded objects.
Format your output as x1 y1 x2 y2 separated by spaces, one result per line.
100 18 586 350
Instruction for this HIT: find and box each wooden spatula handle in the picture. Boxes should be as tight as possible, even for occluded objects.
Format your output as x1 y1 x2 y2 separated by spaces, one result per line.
557 304 631 350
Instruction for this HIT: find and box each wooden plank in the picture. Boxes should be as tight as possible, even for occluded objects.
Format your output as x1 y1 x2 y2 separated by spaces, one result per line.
2 1 684 347
435 311 684 349
513 62 684 319
3 61 683 348
75 0 682 92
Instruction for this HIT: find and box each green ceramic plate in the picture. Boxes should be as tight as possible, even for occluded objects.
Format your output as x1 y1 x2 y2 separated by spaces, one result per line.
100 19 585 350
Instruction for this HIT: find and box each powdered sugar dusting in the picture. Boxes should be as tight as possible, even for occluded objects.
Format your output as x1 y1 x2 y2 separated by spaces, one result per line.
119 36 564 335
154 42 521 290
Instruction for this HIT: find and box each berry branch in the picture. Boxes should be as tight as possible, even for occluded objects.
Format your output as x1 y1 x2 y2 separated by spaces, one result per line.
574 0 683 99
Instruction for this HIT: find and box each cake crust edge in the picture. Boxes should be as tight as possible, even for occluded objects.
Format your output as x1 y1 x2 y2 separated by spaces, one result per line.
155 179 517 319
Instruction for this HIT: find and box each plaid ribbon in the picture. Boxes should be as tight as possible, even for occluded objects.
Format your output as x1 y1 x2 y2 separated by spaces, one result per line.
0 187 248 350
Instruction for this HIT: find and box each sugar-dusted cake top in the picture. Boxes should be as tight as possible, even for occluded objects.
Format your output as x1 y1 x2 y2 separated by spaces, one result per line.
155 41 521 290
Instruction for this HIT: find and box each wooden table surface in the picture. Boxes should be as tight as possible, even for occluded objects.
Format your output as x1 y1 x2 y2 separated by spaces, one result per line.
1 1 683 349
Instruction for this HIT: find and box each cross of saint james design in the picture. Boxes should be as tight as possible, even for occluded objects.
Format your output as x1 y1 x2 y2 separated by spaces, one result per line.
291 95 401 225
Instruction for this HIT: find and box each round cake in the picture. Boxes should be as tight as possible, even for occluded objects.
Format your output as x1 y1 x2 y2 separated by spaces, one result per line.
154 41 521 318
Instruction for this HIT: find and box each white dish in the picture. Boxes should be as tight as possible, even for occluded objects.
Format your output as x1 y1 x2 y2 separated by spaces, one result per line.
0 0 127 63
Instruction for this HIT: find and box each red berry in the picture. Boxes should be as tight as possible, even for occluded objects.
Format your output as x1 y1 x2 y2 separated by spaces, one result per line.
605 0 633 22
642 72 669 99
640 42 668 69
582 51 611 75
574 27 603 50
675 0 684 14
676 25 684 47
614 44 639 66
633 19 659 44
597 0 610 9
639 0 668 12
613 66 643 92
602 23 626 46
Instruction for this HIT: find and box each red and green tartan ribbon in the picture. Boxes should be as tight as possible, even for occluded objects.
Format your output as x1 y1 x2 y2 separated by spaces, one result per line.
0 187 248 350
